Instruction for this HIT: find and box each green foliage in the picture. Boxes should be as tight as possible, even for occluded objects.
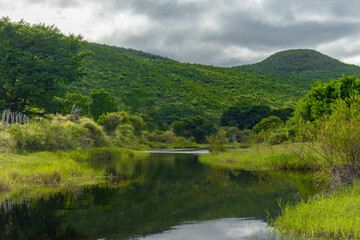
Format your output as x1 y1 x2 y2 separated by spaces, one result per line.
253 116 284 133
0 17 87 113
220 105 272 130
239 49 360 81
89 89 118 121
5 116 109 151
300 94 360 186
291 75 360 123
97 112 124 133
173 115 216 143
207 130 227 153
74 43 319 124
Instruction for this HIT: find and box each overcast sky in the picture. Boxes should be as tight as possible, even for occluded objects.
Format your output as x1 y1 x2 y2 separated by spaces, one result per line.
2 0 360 67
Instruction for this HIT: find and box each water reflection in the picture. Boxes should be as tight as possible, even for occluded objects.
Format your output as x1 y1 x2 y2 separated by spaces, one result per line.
136 218 276 240
0 152 318 240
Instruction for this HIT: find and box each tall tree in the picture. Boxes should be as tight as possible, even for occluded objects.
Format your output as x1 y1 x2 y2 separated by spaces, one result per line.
0 17 87 113
89 89 118 121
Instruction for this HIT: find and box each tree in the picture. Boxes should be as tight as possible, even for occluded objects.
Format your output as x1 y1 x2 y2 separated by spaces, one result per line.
173 115 216 143
301 94 360 187
292 75 360 123
89 89 118 121
0 17 87 113
220 105 271 130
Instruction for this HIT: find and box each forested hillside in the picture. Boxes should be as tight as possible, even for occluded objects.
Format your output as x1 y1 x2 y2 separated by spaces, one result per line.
238 49 360 81
69 43 316 120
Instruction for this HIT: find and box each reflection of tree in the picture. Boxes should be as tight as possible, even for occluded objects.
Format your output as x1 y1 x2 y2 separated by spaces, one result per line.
0 154 319 240
0 198 86 240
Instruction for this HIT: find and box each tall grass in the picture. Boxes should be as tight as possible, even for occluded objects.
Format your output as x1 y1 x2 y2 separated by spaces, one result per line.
273 181 360 239
0 151 106 190
199 143 320 170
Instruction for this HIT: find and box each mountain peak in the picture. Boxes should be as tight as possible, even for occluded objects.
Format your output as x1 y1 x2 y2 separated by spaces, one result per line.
237 49 359 77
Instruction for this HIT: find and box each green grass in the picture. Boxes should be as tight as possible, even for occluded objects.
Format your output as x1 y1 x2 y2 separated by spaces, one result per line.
0 147 147 192
199 143 320 170
273 181 360 239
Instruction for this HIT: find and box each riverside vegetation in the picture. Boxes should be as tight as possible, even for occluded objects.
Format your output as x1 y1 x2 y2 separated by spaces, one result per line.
3 18 360 239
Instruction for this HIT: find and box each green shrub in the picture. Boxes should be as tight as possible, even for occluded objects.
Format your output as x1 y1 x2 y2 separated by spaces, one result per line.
0 131 16 153
112 124 136 147
97 112 124 133
82 121 110 147
160 130 177 144
7 122 48 151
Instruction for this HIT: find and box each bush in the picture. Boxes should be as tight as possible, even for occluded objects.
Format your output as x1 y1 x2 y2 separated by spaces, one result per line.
82 121 110 147
97 112 124 133
301 94 360 187
0 131 16 153
112 124 136 147
160 130 177 144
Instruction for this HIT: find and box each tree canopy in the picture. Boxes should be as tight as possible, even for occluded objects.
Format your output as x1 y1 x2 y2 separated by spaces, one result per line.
291 75 360 123
0 17 87 113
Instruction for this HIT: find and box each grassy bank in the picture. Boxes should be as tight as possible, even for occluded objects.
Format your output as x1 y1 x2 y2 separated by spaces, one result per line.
199 143 320 170
0 147 147 192
273 181 360 239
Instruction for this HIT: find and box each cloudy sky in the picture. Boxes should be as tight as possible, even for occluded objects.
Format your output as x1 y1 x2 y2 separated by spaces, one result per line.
2 0 360 67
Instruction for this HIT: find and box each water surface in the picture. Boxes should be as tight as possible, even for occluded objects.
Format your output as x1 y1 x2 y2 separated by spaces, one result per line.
0 150 318 239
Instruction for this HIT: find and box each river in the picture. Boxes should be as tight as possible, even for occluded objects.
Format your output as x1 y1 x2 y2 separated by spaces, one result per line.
0 149 319 239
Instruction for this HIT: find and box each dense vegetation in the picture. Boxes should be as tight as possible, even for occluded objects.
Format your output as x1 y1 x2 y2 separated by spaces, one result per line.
238 49 360 81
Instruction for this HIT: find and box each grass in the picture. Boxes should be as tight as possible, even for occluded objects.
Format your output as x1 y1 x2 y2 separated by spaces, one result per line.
199 143 320 171
273 181 360 239
0 147 147 192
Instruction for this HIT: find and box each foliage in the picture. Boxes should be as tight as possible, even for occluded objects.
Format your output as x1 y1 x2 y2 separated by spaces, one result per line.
74 42 319 123
89 89 118 121
97 112 124 133
220 105 272 130
207 130 227 153
300 94 360 187
291 75 360 122
5 116 109 151
0 17 87 113
238 49 360 81
173 115 216 143
252 116 284 133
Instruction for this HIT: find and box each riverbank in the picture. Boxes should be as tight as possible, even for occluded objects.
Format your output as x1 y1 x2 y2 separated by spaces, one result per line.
273 181 360 239
199 143 320 171
0 147 147 192
200 143 360 239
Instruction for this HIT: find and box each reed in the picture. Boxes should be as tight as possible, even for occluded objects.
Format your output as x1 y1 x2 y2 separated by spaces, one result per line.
273 181 360 239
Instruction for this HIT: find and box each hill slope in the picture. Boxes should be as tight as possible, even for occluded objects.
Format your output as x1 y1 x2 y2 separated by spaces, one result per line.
237 49 360 81
68 44 359 121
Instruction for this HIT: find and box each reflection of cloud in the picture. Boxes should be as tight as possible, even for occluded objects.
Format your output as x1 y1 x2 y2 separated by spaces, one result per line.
137 218 278 240
3 0 360 66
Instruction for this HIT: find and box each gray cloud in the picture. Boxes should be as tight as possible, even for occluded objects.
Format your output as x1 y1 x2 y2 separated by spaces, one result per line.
9 0 360 66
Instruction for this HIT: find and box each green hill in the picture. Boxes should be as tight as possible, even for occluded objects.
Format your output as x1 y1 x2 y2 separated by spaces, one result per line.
67 44 359 122
237 49 360 81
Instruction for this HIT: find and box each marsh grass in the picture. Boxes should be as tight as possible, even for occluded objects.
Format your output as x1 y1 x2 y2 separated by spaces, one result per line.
273 181 360 239
0 151 106 190
199 143 320 170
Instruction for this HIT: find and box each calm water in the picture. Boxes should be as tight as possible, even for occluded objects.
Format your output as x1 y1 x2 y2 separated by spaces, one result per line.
0 150 319 240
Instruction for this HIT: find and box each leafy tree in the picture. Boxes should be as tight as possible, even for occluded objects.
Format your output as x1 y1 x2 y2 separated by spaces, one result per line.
173 115 216 143
292 75 360 123
220 105 271 130
89 89 118 121
300 94 360 186
0 17 87 112
252 116 284 133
